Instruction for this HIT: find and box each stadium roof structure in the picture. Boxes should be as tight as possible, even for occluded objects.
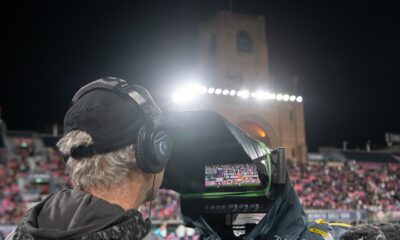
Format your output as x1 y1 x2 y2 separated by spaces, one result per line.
341 150 400 164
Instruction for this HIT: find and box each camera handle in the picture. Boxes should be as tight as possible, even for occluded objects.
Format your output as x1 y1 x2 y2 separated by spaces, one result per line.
270 147 287 185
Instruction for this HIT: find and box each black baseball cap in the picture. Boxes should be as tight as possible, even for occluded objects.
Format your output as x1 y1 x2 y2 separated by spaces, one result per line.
63 85 147 159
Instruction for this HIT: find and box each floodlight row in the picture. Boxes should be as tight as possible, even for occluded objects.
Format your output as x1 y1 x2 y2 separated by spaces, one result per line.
199 86 303 102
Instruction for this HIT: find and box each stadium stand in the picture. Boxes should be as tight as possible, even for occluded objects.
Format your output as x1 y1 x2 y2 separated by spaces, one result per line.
0 129 399 237
289 161 400 216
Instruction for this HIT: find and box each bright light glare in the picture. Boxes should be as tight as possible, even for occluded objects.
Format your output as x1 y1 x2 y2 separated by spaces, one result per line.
260 91 268 100
200 87 207 94
172 83 204 104
253 91 265 100
290 95 296 101
215 88 222 95
262 92 270 100
229 90 236 96
208 88 215 94
222 89 229 95
238 90 249 99
276 93 283 101
296 96 303 103
269 93 276 100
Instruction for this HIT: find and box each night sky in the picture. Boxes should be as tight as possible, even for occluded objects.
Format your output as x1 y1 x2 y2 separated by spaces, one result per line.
1 1 399 151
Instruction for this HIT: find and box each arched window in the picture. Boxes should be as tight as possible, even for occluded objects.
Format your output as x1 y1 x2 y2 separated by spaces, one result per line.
236 30 252 53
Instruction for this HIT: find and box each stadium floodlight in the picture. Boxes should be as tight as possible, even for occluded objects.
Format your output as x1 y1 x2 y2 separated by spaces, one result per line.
254 90 266 100
172 83 303 104
283 94 290 102
172 83 205 104
242 90 250 99
268 93 276 100
238 90 249 99
200 86 207 94
262 92 270 100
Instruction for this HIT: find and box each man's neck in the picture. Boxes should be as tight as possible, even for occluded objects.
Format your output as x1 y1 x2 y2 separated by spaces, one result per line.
88 175 150 210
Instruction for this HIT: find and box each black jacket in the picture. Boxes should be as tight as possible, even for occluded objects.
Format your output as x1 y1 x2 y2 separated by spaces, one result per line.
7 189 151 240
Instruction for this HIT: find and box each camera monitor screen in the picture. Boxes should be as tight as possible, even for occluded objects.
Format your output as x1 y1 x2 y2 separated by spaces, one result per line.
205 163 260 188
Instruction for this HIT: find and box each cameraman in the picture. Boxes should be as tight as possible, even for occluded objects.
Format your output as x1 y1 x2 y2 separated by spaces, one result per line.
7 78 169 240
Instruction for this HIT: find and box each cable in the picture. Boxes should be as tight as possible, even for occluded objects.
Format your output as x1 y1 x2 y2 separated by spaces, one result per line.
147 174 156 220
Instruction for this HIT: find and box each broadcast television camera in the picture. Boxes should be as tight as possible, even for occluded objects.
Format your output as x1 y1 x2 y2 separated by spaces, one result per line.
162 110 287 239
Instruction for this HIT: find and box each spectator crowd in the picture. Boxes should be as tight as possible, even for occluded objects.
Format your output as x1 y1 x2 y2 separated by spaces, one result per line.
0 138 69 224
1 137 399 237
289 161 400 214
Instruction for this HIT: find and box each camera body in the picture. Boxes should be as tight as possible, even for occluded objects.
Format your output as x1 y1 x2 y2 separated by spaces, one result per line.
162 110 287 238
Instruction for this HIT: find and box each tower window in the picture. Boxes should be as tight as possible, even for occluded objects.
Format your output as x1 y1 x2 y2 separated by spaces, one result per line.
236 30 252 53
210 33 217 55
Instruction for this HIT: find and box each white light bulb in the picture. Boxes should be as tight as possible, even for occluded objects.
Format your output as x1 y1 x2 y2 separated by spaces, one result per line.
283 94 290 101
208 88 215 94
230 90 236 96
239 90 249 99
222 89 229 95
269 93 276 100
276 93 283 101
215 88 222 95
296 96 303 103
255 91 265 100
290 95 296 101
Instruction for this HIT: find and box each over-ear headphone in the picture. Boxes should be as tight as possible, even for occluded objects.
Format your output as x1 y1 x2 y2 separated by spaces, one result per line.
71 77 173 173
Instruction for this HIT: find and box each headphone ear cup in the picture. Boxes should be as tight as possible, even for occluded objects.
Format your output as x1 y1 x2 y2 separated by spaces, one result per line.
151 128 173 168
135 125 151 173
135 124 172 174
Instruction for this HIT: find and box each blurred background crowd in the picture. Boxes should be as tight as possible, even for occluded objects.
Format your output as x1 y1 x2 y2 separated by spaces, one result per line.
0 133 399 238
289 161 400 213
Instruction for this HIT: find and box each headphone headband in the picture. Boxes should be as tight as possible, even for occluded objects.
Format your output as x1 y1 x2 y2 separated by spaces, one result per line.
72 77 162 127
72 77 121 103
69 77 172 173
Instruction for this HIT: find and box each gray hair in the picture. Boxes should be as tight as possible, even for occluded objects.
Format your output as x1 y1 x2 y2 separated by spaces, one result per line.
57 130 137 191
